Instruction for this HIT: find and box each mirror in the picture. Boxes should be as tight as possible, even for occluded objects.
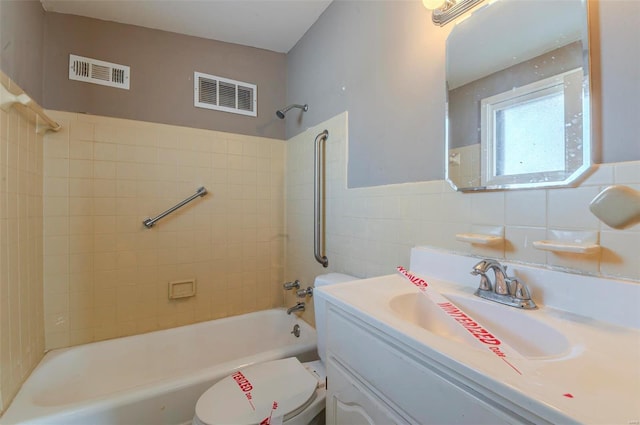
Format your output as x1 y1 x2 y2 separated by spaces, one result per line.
445 0 592 191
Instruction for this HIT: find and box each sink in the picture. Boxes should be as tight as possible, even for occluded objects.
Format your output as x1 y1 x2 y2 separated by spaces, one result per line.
316 247 640 424
389 292 571 359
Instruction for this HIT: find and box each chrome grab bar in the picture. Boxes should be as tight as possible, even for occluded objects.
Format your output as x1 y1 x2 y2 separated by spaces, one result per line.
143 187 207 228
314 130 329 267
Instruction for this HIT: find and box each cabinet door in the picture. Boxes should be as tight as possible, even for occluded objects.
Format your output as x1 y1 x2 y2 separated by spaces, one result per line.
326 356 410 425
326 307 520 425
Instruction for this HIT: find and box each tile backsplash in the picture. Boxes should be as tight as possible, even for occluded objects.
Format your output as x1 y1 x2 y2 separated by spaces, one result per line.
285 113 639 325
43 111 285 350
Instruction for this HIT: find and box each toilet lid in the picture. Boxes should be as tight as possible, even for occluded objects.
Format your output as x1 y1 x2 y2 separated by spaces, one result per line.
195 358 319 425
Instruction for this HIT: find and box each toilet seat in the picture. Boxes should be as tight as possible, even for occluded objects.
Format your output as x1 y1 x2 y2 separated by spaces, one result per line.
194 358 320 425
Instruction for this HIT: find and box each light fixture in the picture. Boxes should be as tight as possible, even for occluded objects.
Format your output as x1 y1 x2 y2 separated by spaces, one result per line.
423 0 486 26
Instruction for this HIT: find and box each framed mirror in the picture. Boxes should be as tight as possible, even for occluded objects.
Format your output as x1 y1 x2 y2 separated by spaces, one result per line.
445 0 592 191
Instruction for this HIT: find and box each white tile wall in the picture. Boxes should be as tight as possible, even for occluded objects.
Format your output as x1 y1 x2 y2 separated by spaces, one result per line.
285 113 639 325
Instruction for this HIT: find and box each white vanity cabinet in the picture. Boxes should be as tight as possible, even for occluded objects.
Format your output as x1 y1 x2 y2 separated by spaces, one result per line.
324 305 533 425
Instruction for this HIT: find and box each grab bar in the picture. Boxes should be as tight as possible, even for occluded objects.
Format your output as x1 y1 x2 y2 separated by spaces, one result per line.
143 187 207 228
314 130 329 267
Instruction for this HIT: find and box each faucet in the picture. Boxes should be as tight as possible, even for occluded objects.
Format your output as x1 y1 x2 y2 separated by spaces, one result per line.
471 259 510 295
471 259 537 309
283 280 300 290
287 302 305 314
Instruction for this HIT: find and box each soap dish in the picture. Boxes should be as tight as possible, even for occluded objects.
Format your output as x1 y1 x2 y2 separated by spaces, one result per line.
532 240 600 254
455 233 503 245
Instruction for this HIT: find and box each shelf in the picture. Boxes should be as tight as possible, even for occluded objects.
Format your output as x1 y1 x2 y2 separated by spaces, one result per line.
455 233 503 245
532 240 600 254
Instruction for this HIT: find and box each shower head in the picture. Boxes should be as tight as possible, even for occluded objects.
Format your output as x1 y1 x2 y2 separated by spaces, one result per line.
276 104 308 119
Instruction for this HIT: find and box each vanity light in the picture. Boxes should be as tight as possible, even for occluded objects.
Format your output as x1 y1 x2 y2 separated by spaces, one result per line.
423 0 485 26
422 0 447 9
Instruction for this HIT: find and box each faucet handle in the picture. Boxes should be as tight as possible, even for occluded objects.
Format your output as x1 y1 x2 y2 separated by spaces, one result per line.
470 261 492 291
477 272 492 291
296 287 313 298
510 278 531 300
283 280 300 290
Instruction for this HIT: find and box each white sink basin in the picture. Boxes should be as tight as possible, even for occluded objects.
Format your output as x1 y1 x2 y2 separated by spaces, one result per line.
316 247 640 425
389 292 571 359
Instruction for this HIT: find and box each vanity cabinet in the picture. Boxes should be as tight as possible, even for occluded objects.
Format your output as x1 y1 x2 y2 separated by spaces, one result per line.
325 305 529 425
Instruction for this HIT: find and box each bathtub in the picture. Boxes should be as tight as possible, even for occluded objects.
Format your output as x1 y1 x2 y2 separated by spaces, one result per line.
0 309 318 425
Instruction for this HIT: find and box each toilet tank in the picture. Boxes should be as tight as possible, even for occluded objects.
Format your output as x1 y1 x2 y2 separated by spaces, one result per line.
314 273 358 363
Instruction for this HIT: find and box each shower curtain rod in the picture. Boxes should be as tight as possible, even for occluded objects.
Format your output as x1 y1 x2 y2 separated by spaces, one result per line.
0 74 61 133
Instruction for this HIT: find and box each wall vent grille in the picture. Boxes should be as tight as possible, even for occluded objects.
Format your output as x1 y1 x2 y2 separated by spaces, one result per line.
69 54 130 90
194 72 257 117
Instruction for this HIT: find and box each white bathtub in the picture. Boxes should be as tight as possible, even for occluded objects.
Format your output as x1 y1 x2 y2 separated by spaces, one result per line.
0 309 318 425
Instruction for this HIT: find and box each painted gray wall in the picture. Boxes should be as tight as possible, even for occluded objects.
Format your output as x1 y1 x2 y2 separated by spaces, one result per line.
287 1 448 187
287 0 640 187
449 42 583 149
43 13 287 139
597 0 640 163
0 0 45 103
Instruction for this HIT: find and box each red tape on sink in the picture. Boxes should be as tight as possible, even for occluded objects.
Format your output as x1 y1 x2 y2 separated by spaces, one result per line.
396 266 523 375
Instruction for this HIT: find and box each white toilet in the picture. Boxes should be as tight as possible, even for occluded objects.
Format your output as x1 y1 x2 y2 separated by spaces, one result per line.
192 273 357 425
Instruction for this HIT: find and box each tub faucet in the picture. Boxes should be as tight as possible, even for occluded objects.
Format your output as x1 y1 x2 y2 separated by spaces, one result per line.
471 259 537 309
287 302 305 314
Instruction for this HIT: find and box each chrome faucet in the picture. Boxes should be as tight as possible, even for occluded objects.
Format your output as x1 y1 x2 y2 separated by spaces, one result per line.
283 280 300 290
471 259 509 295
287 302 305 314
471 259 537 309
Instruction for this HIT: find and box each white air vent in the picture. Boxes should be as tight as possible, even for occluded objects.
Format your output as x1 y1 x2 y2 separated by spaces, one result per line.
194 72 257 117
69 54 130 90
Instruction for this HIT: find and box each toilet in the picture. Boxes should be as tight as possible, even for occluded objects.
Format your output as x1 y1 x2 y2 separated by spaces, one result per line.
192 273 358 425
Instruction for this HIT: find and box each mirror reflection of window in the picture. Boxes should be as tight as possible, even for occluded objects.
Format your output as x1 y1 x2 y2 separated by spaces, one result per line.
497 92 565 176
480 68 582 185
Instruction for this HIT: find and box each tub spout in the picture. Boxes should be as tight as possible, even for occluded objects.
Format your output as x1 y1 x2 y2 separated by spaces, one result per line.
287 302 305 314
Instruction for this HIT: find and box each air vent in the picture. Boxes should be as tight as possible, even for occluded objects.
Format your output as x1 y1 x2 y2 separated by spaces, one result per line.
194 72 257 117
69 54 130 90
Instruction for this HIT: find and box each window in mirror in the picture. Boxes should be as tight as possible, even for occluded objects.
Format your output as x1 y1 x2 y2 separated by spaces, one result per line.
480 69 581 185
497 91 564 175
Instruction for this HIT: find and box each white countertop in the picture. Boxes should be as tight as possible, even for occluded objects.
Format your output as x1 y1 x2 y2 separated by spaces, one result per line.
317 251 640 424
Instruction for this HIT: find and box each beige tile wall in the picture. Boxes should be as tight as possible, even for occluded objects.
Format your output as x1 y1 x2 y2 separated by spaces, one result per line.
285 113 639 323
0 75 45 413
43 111 285 350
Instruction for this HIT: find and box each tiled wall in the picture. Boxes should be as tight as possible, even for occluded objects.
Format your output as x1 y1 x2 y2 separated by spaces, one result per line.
285 113 639 323
43 111 285 350
448 144 480 189
0 75 45 413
